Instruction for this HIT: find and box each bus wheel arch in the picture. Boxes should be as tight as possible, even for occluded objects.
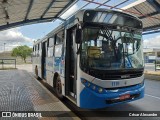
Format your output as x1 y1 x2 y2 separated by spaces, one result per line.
53 72 63 99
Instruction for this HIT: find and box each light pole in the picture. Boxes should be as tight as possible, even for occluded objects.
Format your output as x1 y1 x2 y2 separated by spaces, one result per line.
4 43 6 52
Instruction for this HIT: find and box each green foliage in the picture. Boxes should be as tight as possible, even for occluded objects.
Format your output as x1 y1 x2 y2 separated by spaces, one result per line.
11 45 32 63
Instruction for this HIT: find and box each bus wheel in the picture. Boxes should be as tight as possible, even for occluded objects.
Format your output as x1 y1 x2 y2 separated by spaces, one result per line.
55 76 63 99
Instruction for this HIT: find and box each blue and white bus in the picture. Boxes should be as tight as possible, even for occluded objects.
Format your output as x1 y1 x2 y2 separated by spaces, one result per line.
32 9 144 109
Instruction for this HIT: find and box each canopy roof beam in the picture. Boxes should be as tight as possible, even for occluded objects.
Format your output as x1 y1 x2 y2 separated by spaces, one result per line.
54 0 76 18
111 0 129 9
96 0 111 9
25 0 34 20
143 29 160 35
41 0 56 18
0 17 56 31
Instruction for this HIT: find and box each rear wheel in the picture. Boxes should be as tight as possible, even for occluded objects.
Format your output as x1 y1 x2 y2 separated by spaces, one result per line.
55 76 63 99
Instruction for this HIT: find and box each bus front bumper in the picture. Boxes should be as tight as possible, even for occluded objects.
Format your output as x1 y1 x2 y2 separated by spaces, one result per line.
80 83 145 109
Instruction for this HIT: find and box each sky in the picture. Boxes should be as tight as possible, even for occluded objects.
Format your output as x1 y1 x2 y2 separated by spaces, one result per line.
0 0 160 52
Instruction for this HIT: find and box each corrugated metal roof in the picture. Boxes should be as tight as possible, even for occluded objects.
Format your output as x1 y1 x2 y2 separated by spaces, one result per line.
0 0 76 31
122 0 160 32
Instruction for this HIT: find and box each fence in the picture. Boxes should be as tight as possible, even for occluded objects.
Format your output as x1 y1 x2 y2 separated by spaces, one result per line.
0 59 16 69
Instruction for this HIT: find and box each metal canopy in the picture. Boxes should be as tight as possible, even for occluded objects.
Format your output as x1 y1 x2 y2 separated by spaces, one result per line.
83 0 160 33
0 0 76 31
0 0 160 33
122 0 160 32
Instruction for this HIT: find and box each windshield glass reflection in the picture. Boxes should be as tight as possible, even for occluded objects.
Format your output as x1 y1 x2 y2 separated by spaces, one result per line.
80 27 144 70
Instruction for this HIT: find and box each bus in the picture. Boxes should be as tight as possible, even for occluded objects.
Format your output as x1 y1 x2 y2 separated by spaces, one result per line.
32 9 144 109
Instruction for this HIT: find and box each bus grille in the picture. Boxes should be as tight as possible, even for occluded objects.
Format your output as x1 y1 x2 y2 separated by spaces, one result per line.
89 70 143 80
105 84 138 90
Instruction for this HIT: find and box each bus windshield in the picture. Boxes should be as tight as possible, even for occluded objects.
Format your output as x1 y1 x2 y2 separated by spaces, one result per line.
80 27 144 71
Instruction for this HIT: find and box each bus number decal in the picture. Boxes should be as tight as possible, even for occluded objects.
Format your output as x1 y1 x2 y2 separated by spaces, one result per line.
112 81 120 87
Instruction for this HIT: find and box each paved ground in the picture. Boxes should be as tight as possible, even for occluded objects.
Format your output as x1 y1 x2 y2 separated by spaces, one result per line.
0 69 79 120
16 64 32 72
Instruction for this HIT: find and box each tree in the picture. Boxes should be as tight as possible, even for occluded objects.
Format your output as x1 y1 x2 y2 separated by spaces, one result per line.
11 45 32 63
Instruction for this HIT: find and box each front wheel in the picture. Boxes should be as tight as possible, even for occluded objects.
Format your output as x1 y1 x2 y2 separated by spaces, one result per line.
55 76 63 99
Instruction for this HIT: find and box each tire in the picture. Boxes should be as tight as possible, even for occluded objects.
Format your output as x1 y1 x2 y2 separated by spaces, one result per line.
55 76 63 99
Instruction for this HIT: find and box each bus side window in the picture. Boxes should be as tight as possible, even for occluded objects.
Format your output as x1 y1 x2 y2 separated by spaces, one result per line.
55 30 64 45
39 43 41 56
34 45 37 57
33 46 35 56
54 45 63 57
48 37 54 57
45 41 48 57
54 30 64 57
38 44 39 57
36 44 39 57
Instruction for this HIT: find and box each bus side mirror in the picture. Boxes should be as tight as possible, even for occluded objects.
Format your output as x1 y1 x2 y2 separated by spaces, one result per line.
75 29 81 44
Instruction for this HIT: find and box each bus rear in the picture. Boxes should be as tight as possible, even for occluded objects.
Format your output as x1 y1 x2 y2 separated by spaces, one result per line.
76 9 144 109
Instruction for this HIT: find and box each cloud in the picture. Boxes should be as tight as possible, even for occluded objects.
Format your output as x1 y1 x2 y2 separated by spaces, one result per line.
61 4 79 19
0 28 34 52
143 35 160 48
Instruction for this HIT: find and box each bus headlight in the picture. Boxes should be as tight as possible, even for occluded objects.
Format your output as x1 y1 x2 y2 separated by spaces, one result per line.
81 78 104 94
98 88 103 93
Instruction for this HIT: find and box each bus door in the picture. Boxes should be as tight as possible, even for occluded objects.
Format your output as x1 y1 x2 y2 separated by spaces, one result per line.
65 29 77 100
42 41 47 79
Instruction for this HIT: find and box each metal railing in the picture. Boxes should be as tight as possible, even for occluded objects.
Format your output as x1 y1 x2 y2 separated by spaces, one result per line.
0 59 16 69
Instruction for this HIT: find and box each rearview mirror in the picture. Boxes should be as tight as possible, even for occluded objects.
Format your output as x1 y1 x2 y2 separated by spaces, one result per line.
75 29 81 44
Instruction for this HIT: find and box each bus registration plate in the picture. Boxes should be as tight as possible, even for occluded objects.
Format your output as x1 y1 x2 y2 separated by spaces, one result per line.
120 94 130 100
